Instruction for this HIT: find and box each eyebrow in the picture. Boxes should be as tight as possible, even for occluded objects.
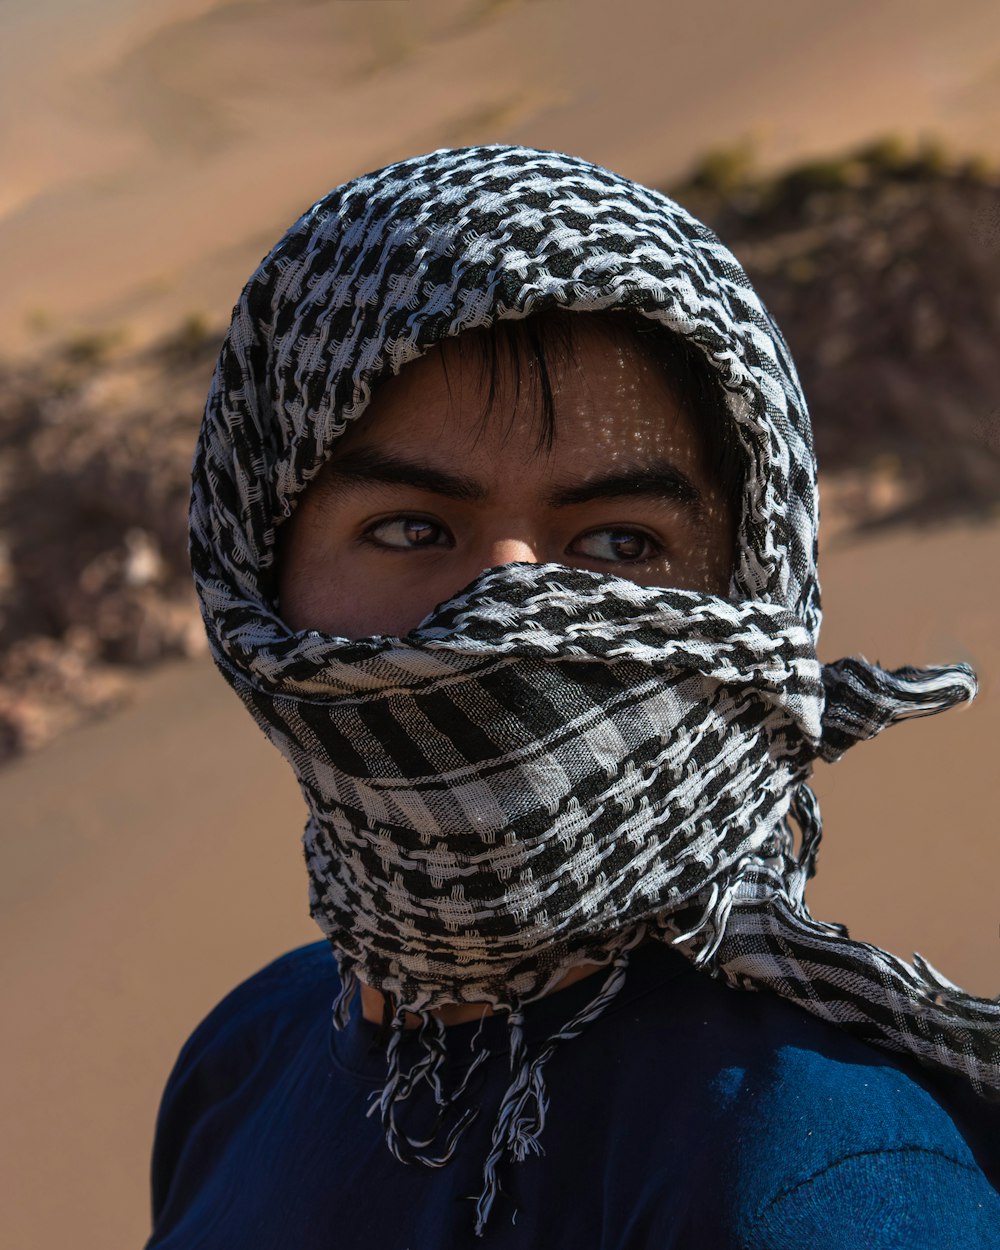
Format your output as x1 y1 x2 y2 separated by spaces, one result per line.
323 447 704 515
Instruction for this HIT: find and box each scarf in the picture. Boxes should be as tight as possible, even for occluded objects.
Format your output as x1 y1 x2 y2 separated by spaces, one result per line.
189 145 998 1233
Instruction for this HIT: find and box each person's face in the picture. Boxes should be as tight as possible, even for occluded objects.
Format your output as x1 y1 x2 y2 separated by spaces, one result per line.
278 318 736 638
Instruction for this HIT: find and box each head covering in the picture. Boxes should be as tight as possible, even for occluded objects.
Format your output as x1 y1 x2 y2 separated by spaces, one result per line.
190 145 997 1233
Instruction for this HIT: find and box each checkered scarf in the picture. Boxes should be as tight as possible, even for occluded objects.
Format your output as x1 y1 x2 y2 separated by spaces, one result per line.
190 145 998 1232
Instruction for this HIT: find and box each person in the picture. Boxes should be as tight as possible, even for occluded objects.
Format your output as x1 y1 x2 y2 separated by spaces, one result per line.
146 146 1000 1248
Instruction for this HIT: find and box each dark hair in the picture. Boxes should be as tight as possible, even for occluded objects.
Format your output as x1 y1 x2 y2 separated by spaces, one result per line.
434 308 745 523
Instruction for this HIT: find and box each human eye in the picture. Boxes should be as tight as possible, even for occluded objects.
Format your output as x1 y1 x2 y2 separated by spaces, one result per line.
361 515 452 551
568 526 662 564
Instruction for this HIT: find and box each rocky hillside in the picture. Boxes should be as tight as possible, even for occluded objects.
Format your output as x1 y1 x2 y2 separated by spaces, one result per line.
0 324 218 759
1 140 998 763
673 138 1000 524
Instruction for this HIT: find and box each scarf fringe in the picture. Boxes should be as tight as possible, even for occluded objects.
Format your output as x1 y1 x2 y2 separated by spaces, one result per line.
473 937 640 1235
330 953 357 1031
345 930 643 1236
365 1006 490 1165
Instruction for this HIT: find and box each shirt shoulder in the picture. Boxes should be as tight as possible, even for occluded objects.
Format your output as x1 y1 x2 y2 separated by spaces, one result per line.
163 941 337 1085
604 951 999 1245
149 942 337 1222
742 1145 1000 1249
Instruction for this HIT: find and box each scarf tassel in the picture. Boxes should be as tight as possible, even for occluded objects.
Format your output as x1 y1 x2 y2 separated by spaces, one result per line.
352 935 641 1235
365 1007 490 1165
473 944 637 1235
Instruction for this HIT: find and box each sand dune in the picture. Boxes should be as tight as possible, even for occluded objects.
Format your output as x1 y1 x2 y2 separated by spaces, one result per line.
3 0 1000 355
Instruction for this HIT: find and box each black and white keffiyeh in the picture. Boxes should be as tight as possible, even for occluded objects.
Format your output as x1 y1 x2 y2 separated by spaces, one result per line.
190 145 998 1232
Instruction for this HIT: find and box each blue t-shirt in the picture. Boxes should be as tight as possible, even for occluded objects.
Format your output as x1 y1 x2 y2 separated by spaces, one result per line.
146 940 999 1248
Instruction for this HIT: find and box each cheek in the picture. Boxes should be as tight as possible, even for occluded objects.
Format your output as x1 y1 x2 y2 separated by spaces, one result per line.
277 558 329 633
277 515 437 638
276 509 342 632
279 559 377 637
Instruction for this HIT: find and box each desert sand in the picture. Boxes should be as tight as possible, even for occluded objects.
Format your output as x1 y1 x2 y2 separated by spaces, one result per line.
3 0 1000 357
2 2 999 1248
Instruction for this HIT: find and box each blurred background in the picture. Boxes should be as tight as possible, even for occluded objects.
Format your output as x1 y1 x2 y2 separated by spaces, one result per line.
1 1 999 1245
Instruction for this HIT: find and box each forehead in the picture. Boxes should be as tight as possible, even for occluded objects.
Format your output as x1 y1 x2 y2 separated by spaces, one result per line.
338 314 703 463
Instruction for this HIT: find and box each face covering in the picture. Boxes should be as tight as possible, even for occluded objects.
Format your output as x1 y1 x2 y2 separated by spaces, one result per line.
190 145 998 1234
